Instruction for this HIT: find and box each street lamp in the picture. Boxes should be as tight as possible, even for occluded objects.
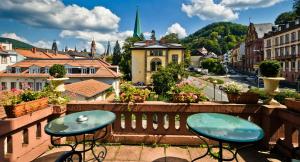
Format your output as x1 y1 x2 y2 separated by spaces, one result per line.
213 80 218 101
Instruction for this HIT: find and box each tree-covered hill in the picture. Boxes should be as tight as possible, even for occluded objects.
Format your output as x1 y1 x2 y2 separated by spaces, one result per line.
182 22 248 55
0 37 34 49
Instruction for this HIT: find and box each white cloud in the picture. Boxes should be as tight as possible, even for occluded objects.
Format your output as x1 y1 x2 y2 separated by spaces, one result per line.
181 0 238 21
32 40 59 49
1 32 29 43
221 0 282 10
0 0 120 32
166 23 187 39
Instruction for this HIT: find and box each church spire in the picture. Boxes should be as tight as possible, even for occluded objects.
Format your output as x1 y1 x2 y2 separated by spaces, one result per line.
133 7 142 38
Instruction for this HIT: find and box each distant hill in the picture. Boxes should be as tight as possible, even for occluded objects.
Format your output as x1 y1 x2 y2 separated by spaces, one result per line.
0 37 34 49
182 22 248 55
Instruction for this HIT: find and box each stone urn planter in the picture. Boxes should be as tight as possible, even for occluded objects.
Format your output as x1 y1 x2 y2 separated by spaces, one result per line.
47 78 69 92
4 97 48 118
262 77 285 105
285 98 300 112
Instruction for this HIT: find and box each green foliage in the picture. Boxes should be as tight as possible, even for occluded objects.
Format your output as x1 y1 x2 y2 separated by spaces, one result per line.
0 37 34 49
248 88 270 100
49 64 66 78
120 36 141 80
294 0 300 15
42 85 69 105
184 49 191 67
274 89 300 104
259 60 281 77
152 63 187 95
112 40 122 65
169 82 208 103
201 58 225 75
20 90 41 102
275 11 297 25
119 82 150 103
160 33 180 43
0 89 45 106
182 22 247 55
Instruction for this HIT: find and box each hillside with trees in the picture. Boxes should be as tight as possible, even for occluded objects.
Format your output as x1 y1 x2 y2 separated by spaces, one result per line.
181 22 248 55
0 37 34 49
274 0 299 25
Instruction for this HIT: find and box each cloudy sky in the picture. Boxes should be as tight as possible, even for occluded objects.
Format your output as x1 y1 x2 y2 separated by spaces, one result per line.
0 0 293 53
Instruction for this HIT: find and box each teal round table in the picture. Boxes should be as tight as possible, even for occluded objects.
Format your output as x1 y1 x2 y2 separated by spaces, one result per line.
45 110 116 162
187 113 264 162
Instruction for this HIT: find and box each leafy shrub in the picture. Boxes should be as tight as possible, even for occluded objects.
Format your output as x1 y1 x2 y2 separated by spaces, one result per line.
206 77 224 84
0 90 22 106
274 89 300 104
119 82 150 103
248 88 270 100
201 58 225 75
223 82 242 94
49 64 66 78
259 60 281 77
169 82 208 103
42 85 69 105
152 68 176 95
20 90 41 102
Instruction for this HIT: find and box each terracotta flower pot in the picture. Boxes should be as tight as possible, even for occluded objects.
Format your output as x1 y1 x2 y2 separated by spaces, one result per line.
4 98 48 118
285 98 300 112
227 93 240 103
237 92 259 104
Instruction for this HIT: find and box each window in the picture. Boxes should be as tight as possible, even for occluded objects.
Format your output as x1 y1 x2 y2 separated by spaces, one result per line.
6 67 11 73
285 47 290 55
29 66 40 74
44 67 49 74
292 45 296 55
275 37 279 46
275 48 279 57
10 82 16 90
90 67 96 74
291 32 296 42
285 34 290 43
82 67 88 74
172 55 178 63
266 39 271 47
298 30 300 40
15 67 21 73
35 82 42 91
150 50 163 56
266 49 271 58
280 35 284 45
28 82 33 90
1 82 7 90
1 56 7 64
292 61 295 69
150 59 162 71
280 47 284 56
285 61 289 69
19 82 23 90
298 60 300 69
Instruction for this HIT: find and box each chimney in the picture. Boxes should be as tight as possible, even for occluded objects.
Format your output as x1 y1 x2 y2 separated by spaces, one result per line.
32 47 36 53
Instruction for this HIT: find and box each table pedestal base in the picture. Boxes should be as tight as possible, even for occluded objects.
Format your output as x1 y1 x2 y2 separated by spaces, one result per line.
51 128 108 162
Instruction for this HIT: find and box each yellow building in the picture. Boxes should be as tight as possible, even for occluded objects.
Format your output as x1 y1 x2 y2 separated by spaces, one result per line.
131 40 185 84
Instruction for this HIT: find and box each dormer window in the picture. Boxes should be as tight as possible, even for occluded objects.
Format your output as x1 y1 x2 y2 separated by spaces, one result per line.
82 67 88 74
15 67 21 74
90 67 96 74
29 66 40 74
45 67 49 74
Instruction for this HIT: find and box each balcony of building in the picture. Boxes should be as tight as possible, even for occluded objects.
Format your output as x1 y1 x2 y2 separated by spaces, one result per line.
0 102 299 162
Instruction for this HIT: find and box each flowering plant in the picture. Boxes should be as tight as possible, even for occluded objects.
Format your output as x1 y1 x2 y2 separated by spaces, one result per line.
223 82 243 94
0 89 23 106
119 82 150 103
169 82 208 103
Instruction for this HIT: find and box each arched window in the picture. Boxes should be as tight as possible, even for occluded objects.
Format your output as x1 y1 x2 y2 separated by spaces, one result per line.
150 58 162 71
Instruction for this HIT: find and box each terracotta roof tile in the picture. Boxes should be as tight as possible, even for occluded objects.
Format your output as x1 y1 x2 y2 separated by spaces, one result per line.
65 79 112 98
16 49 70 59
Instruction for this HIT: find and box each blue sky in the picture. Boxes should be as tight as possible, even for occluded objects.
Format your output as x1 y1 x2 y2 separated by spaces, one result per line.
0 0 293 53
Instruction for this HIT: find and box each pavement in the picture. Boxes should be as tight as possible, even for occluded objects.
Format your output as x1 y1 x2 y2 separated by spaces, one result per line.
33 144 285 162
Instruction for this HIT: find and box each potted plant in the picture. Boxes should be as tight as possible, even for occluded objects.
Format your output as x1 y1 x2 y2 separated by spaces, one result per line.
223 82 242 103
48 64 69 92
259 60 285 105
169 82 208 103
119 82 150 103
42 85 69 114
0 90 48 118
285 94 300 112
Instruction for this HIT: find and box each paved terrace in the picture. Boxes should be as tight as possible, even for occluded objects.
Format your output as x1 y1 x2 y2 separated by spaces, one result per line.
34 144 283 162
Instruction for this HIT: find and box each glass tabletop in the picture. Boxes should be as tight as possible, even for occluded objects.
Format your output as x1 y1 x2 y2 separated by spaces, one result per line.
45 110 116 136
187 113 264 143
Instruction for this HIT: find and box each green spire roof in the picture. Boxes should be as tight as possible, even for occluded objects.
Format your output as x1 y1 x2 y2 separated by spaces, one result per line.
133 8 142 38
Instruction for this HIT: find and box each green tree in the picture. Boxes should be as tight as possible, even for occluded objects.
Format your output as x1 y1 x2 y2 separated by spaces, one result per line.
119 37 141 80
275 11 297 25
294 0 300 15
112 40 122 65
184 49 191 67
152 68 176 95
160 33 180 43
201 58 225 75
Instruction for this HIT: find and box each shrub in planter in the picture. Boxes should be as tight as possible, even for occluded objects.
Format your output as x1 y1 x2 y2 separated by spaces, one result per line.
223 82 242 103
259 60 281 77
119 82 150 103
49 64 66 78
248 88 270 101
285 95 300 112
274 89 299 104
169 82 208 103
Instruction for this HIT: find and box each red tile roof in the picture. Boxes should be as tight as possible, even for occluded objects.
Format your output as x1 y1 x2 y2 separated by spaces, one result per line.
65 79 112 98
16 48 71 59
